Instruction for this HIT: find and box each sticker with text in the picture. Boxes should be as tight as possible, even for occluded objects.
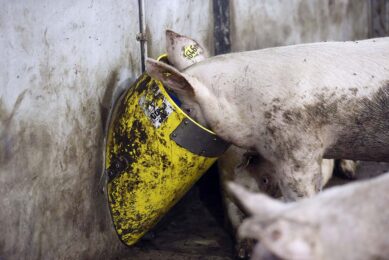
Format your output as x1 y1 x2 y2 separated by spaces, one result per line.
139 84 173 128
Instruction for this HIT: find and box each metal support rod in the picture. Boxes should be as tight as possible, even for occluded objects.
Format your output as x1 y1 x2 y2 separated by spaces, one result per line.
213 0 231 55
137 0 147 72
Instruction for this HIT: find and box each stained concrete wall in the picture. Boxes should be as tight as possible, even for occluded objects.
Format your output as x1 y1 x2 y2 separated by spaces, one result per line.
370 0 389 37
230 0 369 51
0 0 373 259
144 0 214 58
0 0 140 258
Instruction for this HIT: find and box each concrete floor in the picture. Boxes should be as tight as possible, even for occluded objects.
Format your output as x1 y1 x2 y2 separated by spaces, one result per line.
120 162 389 259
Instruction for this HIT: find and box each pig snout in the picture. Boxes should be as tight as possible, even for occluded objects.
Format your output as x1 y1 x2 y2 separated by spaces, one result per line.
278 180 317 202
276 169 323 201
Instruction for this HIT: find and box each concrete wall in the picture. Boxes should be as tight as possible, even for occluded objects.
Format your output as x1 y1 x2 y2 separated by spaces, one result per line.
0 0 140 258
370 0 389 37
230 0 369 51
0 0 373 258
145 0 214 58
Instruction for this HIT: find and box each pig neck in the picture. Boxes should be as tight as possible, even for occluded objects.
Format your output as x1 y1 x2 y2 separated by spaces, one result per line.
185 53 299 153
185 39 389 162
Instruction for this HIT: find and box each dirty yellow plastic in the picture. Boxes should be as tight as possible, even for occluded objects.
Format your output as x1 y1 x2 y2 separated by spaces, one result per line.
105 72 219 246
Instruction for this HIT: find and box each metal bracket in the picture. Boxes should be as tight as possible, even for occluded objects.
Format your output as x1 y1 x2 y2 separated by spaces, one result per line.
170 119 230 157
136 32 147 42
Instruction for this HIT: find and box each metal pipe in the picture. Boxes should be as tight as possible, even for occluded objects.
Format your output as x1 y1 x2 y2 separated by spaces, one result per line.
137 0 147 72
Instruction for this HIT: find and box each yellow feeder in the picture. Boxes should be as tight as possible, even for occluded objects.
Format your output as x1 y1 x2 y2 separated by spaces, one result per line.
104 55 230 246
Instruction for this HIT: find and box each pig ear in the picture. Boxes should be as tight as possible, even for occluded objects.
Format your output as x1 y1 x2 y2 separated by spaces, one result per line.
145 58 195 96
166 30 208 71
227 182 287 218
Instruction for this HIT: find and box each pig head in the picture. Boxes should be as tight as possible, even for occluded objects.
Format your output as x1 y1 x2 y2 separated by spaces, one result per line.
227 172 389 260
146 30 389 201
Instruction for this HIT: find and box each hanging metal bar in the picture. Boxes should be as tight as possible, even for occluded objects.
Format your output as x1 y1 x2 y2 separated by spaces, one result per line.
137 0 147 72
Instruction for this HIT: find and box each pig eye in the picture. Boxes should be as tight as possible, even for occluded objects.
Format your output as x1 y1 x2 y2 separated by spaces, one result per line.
238 152 260 169
246 153 260 166
240 156 253 168
183 108 192 115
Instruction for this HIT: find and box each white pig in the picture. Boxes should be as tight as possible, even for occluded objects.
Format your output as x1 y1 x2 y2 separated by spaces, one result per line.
162 31 360 257
146 31 389 201
227 172 389 260
219 147 359 258
218 146 338 258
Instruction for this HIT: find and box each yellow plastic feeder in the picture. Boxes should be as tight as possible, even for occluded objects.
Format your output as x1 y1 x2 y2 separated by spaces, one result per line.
104 55 230 246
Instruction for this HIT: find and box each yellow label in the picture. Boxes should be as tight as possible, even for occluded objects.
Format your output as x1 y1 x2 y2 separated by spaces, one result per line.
183 44 200 59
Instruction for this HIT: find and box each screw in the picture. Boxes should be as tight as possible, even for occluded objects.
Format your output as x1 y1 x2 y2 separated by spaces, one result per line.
119 156 128 169
136 32 147 41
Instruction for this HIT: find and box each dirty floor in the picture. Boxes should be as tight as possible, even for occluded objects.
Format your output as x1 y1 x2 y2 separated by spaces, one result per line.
118 162 389 259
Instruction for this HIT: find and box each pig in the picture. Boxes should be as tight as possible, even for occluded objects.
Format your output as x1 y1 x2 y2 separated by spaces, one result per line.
335 159 360 179
146 30 389 201
162 30 360 257
218 146 338 258
218 147 359 258
227 172 389 260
